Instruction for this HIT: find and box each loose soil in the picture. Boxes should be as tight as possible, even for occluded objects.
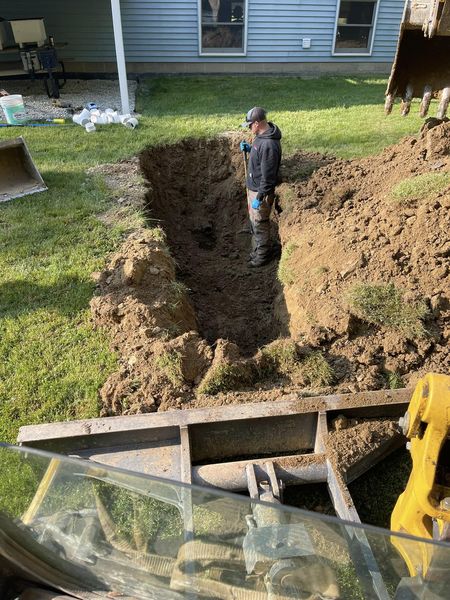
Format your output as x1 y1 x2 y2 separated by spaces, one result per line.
90 120 449 418
278 118 450 391
326 417 399 474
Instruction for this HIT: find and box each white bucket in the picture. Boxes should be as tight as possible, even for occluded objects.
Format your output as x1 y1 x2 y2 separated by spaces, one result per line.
0 94 27 125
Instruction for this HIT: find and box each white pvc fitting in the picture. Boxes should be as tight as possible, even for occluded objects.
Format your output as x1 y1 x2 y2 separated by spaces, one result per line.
91 114 108 125
90 108 101 116
85 122 96 133
123 117 138 129
72 107 91 126
119 113 132 124
79 107 91 120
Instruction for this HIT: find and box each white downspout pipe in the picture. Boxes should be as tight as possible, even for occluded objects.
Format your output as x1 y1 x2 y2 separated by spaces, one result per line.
111 0 130 115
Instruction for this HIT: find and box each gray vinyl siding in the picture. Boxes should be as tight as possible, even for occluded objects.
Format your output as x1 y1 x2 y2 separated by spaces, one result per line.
0 0 404 64
121 1 198 60
247 0 337 61
372 0 404 59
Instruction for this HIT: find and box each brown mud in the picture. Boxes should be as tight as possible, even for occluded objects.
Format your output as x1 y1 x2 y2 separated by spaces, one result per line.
90 121 450 418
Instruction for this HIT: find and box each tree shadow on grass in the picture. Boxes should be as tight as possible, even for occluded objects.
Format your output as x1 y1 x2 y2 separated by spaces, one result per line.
0 275 95 319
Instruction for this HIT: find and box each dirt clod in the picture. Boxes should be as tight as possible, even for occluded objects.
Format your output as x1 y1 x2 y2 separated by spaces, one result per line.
332 415 349 431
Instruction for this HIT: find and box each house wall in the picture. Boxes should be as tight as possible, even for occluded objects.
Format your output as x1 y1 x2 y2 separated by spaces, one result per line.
0 0 403 73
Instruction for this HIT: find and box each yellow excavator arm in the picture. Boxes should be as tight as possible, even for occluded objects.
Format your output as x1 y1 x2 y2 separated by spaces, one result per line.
391 373 450 577
385 0 450 117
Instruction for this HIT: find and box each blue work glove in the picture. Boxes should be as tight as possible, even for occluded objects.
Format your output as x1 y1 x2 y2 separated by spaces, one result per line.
240 141 251 153
251 198 261 209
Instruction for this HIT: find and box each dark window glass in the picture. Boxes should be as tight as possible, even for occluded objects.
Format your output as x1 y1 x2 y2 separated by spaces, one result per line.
335 25 371 49
201 0 245 53
338 1 375 25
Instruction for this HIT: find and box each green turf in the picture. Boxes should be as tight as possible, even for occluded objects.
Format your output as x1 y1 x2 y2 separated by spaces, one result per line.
136 76 424 157
391 171 450 202
0 75 426 442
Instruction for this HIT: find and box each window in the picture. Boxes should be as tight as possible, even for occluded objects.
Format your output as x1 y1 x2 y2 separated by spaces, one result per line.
199 0 246 55
333 0 378 55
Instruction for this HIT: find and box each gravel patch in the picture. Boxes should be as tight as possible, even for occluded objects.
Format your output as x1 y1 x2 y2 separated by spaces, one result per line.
0 79 137 122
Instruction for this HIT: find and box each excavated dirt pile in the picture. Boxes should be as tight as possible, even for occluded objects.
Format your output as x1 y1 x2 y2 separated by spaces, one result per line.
90 121 449 417
278 118 450 390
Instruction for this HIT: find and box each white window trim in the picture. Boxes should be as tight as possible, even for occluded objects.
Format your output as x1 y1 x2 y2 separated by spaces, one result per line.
331 0 380 57
198 0 248 57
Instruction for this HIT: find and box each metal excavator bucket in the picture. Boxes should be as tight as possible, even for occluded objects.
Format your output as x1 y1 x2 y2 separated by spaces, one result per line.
385 0 450 117
0 136 47 203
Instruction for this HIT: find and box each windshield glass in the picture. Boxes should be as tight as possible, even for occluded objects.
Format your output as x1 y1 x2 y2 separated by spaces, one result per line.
1 443 449 600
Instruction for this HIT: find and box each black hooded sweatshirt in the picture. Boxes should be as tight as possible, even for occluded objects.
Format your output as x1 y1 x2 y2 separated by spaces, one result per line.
246 122 282 200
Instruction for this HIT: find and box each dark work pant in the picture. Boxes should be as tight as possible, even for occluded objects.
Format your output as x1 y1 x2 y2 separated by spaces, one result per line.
247 190 274 259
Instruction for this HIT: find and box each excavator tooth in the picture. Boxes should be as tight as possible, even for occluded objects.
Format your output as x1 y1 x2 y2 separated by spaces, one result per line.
401 84 414 116
384 93 395 115
419 85 433 118
436 86 450 120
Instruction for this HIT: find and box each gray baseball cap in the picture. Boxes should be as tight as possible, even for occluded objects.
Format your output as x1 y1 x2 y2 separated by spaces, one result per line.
241 106 267 127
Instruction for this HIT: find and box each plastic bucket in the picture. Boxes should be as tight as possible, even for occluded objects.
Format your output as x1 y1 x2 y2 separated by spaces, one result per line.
0 95 27 125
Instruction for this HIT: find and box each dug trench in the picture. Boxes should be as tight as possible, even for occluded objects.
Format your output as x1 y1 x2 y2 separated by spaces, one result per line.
139 136 283 356
90 122 449 525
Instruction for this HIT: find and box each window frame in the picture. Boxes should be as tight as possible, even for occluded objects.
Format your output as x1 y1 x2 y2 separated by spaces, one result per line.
332 0 380 57
198 0 248 57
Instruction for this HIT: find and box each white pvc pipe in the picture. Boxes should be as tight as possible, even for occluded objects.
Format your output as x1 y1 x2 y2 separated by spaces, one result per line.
111 0 130 115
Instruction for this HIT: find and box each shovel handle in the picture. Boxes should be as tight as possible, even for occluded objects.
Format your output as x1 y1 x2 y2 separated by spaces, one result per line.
242 150 248 180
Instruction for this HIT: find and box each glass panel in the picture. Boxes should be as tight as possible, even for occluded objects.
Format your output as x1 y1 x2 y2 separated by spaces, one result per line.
202 24 244 51
338 0 375 25
1 443 450 599
335 25 371 51
201 0 245 53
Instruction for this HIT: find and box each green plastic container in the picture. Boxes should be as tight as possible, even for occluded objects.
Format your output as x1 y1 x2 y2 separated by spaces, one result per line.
0 94 28 125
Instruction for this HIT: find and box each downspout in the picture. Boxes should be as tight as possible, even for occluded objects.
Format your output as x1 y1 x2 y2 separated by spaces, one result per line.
111 0 130 115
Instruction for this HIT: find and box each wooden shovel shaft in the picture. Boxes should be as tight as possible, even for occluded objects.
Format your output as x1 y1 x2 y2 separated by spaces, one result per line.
242 150 248 181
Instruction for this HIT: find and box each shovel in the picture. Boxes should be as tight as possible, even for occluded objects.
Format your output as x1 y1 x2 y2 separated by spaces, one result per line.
242 148 248 180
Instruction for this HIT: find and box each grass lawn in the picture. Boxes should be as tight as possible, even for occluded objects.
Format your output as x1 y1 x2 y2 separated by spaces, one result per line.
0 75 426 442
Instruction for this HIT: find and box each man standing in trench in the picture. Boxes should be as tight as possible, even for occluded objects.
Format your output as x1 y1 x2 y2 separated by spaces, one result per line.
240 106 282 267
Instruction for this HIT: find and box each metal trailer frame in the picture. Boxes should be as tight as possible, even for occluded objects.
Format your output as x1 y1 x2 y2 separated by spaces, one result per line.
18 388 411 600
